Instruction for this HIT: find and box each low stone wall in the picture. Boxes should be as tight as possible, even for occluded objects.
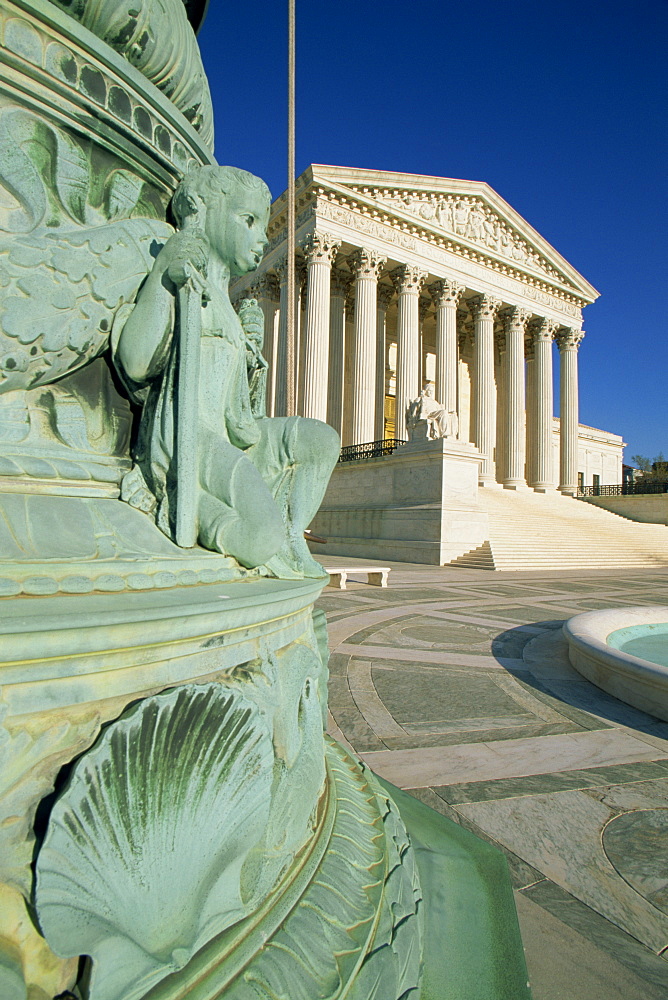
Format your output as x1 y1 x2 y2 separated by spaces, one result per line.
579 494 668 525
310 438 488 565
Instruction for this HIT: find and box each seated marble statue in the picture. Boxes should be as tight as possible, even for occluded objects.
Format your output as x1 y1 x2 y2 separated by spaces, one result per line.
406 383 458 441
112 164 339 578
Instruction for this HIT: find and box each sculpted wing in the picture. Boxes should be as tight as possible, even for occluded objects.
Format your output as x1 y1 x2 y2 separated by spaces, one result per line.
0 219 173 393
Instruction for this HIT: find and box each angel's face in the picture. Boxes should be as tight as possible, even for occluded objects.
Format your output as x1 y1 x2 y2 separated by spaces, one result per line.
209 186 270 276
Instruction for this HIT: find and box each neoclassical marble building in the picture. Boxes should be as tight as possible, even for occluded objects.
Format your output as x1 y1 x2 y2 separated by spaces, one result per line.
232 165 622 493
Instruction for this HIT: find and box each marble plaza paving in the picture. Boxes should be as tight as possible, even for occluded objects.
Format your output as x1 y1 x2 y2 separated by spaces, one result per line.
316 557 668 1000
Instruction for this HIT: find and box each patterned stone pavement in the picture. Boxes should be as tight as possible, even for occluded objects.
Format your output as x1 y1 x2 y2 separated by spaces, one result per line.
316 558 668 1000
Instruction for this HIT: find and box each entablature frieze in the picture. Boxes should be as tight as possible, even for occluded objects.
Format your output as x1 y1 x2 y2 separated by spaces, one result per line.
297 198 585 322
242 203 585 331
309 189 589 300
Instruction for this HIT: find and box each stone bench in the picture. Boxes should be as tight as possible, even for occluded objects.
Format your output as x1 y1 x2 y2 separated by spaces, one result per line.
324 566 391 590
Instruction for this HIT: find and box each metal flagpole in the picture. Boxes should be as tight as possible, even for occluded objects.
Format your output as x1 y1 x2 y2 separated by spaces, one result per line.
286 0 296 416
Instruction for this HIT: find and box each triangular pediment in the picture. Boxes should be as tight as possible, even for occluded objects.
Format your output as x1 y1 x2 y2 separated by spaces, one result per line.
300 165 598 303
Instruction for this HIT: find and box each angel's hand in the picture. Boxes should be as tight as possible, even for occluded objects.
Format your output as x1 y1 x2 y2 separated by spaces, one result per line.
156 229 209 288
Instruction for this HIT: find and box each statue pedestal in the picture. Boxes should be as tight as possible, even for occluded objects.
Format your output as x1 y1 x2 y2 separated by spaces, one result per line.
311 439 489 565
1 573 427 999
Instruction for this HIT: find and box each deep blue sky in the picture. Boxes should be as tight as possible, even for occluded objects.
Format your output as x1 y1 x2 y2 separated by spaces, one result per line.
198 0 667 465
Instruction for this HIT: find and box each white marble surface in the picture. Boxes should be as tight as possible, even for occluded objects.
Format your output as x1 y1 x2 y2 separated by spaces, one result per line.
311 438 488 565
457 779 668 953
565 606 668 722
360 729 668 789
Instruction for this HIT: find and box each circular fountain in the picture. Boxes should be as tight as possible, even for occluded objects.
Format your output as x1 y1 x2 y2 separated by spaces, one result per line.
564 606 668 722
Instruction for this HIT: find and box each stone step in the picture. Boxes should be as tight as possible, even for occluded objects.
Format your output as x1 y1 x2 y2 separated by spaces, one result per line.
448 488 668 571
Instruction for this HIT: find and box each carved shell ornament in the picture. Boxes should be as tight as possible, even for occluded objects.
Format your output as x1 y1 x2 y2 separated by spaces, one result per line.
35 683 274 1000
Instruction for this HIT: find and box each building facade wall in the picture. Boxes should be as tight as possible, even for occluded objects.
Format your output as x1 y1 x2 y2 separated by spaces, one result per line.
232 165 622 495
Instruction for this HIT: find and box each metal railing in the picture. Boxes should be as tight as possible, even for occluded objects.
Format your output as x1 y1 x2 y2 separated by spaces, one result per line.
338 438 407 463
578 481 668 497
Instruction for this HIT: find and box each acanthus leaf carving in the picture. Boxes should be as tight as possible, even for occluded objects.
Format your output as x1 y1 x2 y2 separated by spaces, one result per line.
301 232 340 267
390 264 427 295
377 282 394 311
348 247 386 280
500 305 532 332
429 278 465 308
556 327 585 350
529 316 559 343
469 293 501 320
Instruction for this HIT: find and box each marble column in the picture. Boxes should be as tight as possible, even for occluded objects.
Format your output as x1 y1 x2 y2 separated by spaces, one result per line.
524 337 535 485
501 306 531 488
419 297 431 388
556 327 584 495
275 254 304 417
470 294 501 485
375 283 394 441
327 268 351 437
391 265 427 441
301 233 340 421
429 279 464 415
528 318 558 490
495 330 507 483
348 249 386 444
295 257 307 413
342 287 356 446
457 311 473 443
274 254 290 417
251 273 280 416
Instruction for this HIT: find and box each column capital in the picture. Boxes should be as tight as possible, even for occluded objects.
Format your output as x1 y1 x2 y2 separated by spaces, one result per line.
348 248 386 280
275 253 307 287
556 327 585 351
331 267 353 298
274 252 289 283
500 305 532 332
302 231 340 267
529 317 559 343
390 264 427 295
419 296 431 323
251 272 280 301
377 282 395 311
428 278 465 309
469 294 502 320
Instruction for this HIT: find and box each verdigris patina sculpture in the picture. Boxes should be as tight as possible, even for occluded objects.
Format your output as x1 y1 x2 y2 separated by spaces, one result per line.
113 164 339 577
0 2 530 999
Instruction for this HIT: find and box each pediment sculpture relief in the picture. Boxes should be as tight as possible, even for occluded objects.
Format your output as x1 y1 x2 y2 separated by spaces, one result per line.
365 188 563 281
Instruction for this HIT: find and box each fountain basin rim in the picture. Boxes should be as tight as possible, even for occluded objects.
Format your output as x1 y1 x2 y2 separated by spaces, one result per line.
563 605 668 722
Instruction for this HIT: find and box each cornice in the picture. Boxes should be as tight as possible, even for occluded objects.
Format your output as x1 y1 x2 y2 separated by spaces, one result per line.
310 165 599 297
267 167 598 311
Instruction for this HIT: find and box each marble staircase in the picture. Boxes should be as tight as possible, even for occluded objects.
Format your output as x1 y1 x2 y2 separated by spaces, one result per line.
451 488 668 570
